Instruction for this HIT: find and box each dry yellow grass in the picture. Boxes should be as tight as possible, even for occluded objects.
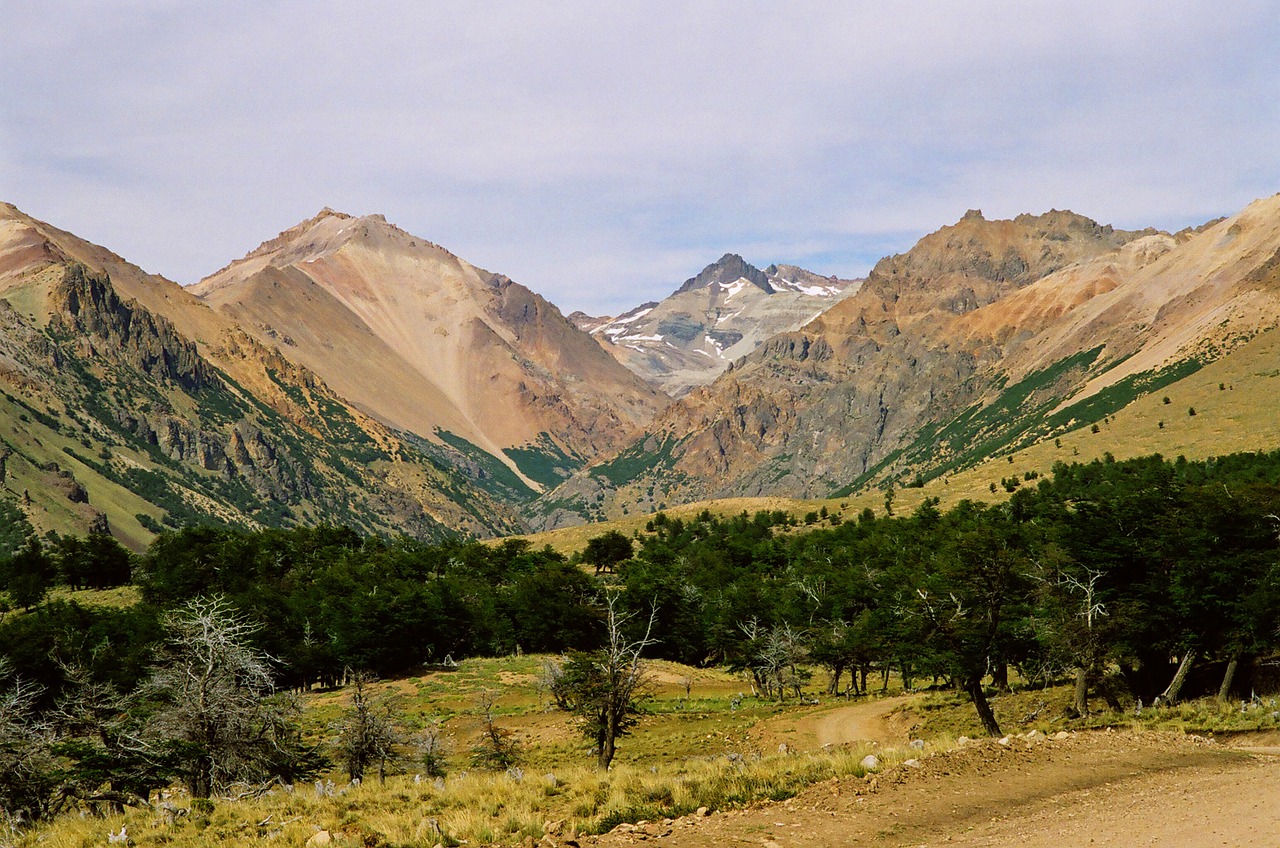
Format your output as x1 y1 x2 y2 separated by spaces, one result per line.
15 744 907 848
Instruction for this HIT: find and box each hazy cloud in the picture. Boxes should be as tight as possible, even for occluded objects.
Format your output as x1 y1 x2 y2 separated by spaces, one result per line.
3 1 1278 313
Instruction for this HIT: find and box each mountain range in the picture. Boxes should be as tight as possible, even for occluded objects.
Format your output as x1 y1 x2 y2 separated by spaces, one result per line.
569 254 859 396
4 192 1280 546
532 198 1280 526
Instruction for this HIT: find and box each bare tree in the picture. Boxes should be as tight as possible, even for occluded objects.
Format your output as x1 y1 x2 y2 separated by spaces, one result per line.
0 660 56 829
550 593 657 769
1059 567 1108 717
414 720 449 778
734 619 808 702
138 597 302 798
470 689 519 770
332 672 406 783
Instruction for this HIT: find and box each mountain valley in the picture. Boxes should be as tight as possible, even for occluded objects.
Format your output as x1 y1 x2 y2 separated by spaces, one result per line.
5 195 1280 544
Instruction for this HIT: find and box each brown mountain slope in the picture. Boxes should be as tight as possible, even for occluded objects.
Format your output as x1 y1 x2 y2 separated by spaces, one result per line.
194 210 666 490
1 202 357 429
535 199 1280 527
0 203 525 543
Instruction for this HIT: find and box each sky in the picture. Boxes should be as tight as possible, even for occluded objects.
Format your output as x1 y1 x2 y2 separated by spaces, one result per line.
2 2 1279 316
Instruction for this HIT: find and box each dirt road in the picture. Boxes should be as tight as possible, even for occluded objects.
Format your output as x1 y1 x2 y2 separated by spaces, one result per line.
810 695 912 748
586 731 1280 848
747 694 914 752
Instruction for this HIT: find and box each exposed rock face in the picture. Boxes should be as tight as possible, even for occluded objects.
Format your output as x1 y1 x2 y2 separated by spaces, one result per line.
50 264 214 392
537 200 1280 527
10 193 1280 541
194 210 666 491
0 203 527 544
577 254 859 396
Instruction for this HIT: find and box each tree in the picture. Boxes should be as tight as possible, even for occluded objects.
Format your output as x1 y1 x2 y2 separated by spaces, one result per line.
550 594 656 769
582 531 633 575
731 619 808 702
332 672 406 783
469 689 519 770
55 533 133 591
2 540 54 610
46 665 167 813
137 597 307 797
0 660 57 827
910 504 1036 737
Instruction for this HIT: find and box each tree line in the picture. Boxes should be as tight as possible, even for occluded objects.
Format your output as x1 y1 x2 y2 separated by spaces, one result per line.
2 450 1280 821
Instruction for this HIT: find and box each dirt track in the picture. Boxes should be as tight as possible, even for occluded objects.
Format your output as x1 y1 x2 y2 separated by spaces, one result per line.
745 694 915 753
586 731 1280 848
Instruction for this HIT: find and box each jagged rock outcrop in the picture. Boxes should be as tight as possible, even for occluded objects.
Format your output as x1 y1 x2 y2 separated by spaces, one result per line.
50 264 214 392
537 200 1280 527
577 254 860 396
0 203 528 544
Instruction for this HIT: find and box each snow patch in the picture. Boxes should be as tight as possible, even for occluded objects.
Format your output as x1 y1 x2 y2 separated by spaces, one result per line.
611 306 653 325
716 278 751 300
771 276 843 297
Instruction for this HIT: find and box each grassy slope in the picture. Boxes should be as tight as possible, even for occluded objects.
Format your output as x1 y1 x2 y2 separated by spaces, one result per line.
0 391 165 550
515 327 1280 555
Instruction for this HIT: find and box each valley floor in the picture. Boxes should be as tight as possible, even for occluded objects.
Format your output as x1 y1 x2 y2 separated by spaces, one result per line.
588 731 1280 848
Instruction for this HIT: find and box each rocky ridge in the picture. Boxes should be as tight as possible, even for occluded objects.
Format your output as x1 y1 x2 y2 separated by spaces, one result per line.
574 254 859 396
194 210 666 492
535 198 1280 527
0 204 526 545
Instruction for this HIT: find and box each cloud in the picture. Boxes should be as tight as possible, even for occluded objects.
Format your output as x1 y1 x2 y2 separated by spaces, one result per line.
2 1 1278 314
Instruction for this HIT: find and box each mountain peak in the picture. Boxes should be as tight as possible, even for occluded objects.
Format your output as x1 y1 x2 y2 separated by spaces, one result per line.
314 206 353 221
676 253 773 295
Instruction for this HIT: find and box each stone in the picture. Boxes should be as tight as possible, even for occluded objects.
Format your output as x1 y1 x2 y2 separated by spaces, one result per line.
909 739 925 749
1026 729 1040 740
696 806 710 817
1055 731 1070 740
903 758 922 768
957 736 971 746
997 736 1011 746
860 754 880 770
306 831 332 847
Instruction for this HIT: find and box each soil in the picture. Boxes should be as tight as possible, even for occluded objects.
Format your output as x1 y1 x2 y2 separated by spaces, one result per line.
746 694 917 751
580 730 1280 847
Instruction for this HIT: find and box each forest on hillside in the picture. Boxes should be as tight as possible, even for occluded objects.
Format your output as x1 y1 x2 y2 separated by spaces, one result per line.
3 450 1280 823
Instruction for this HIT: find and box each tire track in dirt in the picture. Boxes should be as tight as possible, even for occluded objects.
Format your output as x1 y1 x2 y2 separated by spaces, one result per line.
586 731 1273 848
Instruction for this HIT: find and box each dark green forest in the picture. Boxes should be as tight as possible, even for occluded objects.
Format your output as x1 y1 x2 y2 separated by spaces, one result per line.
3 450 1280 820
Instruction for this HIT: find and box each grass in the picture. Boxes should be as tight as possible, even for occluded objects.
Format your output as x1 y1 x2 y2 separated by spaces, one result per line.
513 326 1280 556
906 678 1280 742
16 653 915 848
15 651 1280 848
15 746 898 848
46 585 142 609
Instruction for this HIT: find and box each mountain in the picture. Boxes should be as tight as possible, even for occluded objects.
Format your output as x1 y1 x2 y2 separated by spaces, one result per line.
11 193 1280 543
0 203 525 546
572 254 859 396
193 210 666 493
534 199 1280 527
